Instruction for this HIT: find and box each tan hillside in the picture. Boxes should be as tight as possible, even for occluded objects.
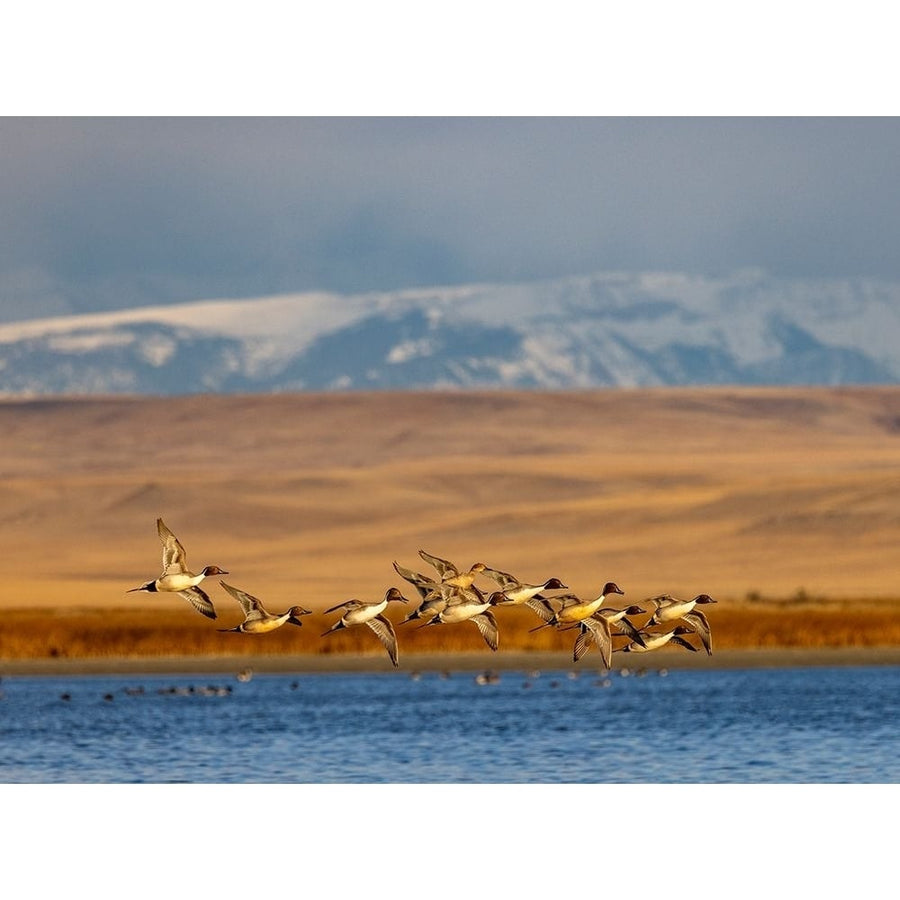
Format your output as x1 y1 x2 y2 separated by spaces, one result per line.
2 386 900 661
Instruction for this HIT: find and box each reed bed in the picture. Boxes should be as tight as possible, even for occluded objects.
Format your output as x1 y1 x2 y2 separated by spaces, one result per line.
2 598 899 662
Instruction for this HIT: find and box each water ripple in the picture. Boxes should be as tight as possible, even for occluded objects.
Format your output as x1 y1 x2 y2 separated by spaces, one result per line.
1 666 899 783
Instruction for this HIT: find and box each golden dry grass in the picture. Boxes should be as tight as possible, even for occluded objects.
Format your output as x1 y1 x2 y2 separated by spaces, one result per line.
2 597 899 662
2 386 900 663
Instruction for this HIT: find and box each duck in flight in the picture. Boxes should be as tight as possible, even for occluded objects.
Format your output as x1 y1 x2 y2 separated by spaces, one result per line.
217 581 311 634
127 517 228 620
322 587 409 668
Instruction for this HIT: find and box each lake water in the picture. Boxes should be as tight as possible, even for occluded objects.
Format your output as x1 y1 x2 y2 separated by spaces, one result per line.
2 665 898 783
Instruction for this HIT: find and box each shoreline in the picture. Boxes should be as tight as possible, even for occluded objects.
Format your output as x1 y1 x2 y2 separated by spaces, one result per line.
4 646 900 676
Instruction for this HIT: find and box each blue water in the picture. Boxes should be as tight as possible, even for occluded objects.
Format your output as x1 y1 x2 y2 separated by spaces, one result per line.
1 665 898 783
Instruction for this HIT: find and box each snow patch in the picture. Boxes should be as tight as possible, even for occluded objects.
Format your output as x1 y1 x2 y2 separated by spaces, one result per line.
387 338 435 364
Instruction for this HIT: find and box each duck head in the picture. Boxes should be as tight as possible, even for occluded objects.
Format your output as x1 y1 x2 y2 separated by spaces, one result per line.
288 606 312 626
384 587 409 604
127 580 156 593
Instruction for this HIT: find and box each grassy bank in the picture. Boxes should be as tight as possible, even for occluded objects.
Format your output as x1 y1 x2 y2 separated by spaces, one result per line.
2 596 898 665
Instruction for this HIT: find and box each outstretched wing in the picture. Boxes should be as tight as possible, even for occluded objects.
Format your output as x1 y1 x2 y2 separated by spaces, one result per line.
157 518 189 576
525 596 557 622
471 609 499 652
219 581 266 621
672 634 700 653
418 549 459 579
393 561 439 598
581 616 612 669
573 625 594 663
480 566 519 589
681 609 712 655
614 615 647 648
178 585 217 620
366 614 399 668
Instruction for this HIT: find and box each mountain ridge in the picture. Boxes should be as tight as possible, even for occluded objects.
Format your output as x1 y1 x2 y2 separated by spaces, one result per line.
2 269 899 395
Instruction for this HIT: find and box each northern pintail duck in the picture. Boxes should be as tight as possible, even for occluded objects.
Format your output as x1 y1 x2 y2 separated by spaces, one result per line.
424 589 500 651
529 582 626 631
127 517 228 620
644 593 717 626
217 581 311 634
618 626 699 654
321 587 409 667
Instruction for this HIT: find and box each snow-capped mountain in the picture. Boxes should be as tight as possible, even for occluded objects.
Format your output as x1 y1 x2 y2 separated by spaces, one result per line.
2 270 900 396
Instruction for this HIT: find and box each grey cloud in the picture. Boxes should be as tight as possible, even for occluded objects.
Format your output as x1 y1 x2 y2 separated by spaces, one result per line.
1 117 899 322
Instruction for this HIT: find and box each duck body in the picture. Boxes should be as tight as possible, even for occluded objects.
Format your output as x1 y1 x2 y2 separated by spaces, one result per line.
432 593 492 624
531 582 625 630
489 577 568 606
645 593 717 626
440 563 488 590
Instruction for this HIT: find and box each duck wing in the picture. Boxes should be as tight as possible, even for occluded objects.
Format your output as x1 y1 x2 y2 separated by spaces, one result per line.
219 581 268 622
524 596 558 622
393 561 439 598
613 615 647 648
157 517 189 576
580 615 612 669
366 614 399 668
418 549 459 578
471 609 499 652
480 566 519 589
573 625 594 663
324 599 359 615
681 609 712 655
646 593 677 608
178 585 217 620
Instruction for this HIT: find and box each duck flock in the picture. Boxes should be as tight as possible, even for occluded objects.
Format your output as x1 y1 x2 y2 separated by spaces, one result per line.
128 517 718 669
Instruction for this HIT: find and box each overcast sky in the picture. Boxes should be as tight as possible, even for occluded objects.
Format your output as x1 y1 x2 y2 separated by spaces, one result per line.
2 116 899 322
